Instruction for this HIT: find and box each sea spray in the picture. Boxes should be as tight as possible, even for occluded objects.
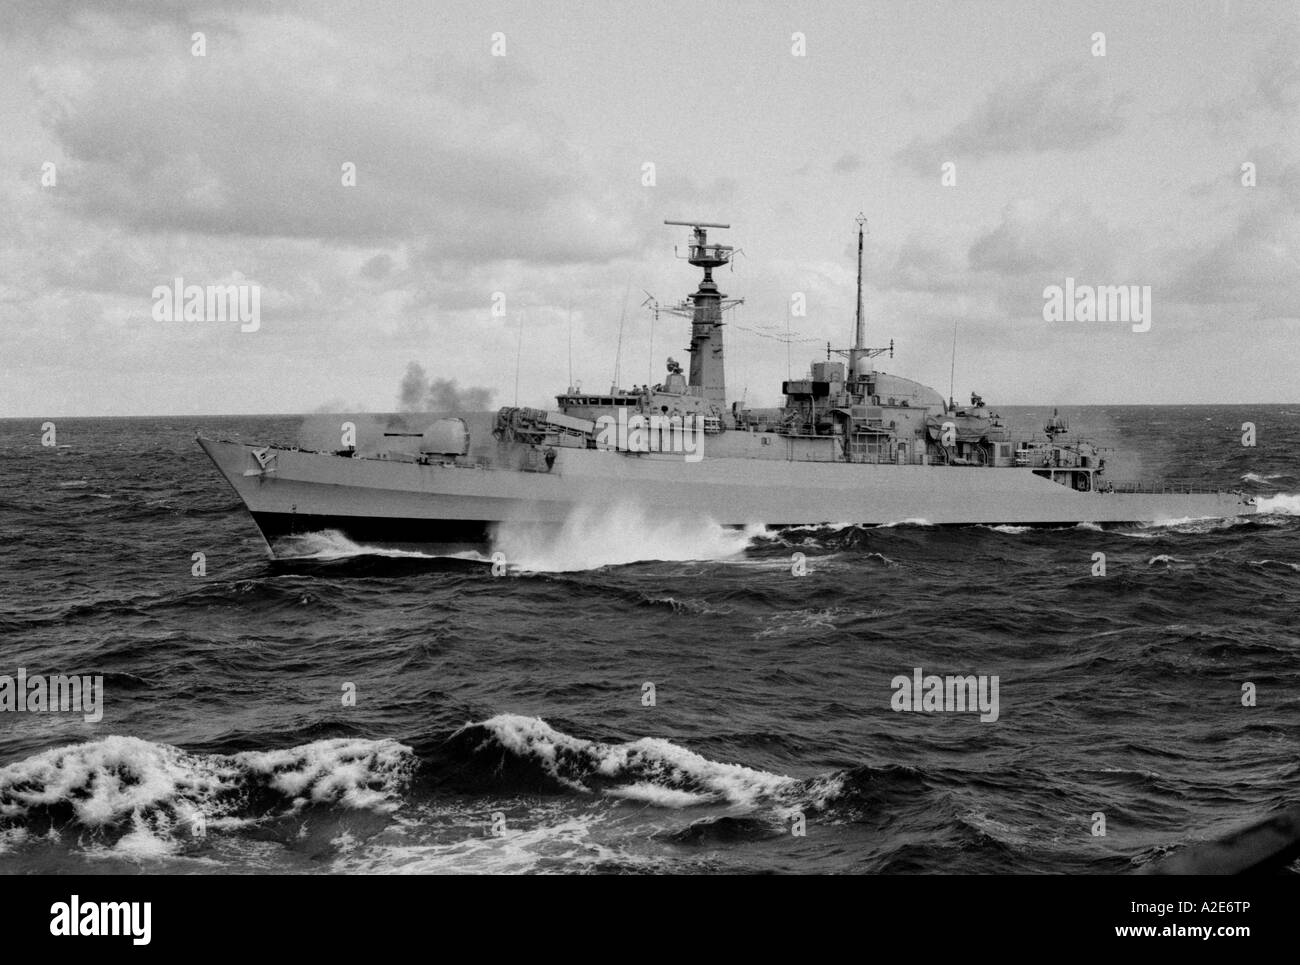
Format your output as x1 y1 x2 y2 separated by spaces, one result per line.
1256 493 1300 516
490 501 756 572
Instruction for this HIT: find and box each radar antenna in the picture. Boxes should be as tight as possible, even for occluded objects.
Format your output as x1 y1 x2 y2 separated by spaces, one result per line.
661 220 743 414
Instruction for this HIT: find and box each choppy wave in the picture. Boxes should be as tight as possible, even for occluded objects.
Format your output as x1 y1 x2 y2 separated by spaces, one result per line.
0 735 413 857
441 715 907 817
1147 554 1189 566
272 530 453 561
9 410 1299 874
1125 513 1268 535
636 594 735 616
451 715 796 807
332 813 635 874
1248 559 1300 572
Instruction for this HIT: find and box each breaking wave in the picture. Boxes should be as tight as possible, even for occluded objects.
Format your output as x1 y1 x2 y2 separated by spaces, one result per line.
1241 472 1294 485
272 530 447 560
0 717 936 868
0 735 413 856
450 715 796 807
441 714 905 816
1248 559 1300 572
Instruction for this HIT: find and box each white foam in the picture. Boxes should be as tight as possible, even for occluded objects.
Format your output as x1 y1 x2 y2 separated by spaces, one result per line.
755 608 840 639
1257 493 1300 516
108 812 181 859
0 827 29 854
0 735 414 853
235 738 413 812
605 783 712 807
0 736 231 828
778 522 858 534
469 714 796 808
491 502 754 572
272 530 442 560
333 813 628 874
1126 515 1246 535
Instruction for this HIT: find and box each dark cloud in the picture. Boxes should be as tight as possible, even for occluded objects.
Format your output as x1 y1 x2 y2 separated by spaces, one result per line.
894 65 1129 174
968 200 1118 278
1166 157 1300 314
360 253 393 280
875 239 969 293
29 12 626 268
832 153 862 174
0 0 258 36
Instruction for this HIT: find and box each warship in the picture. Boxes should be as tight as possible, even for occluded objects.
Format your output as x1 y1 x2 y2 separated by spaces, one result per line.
199 218 1256 553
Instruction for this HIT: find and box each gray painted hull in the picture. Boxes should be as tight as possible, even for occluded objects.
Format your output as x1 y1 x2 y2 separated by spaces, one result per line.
198 436 1256 552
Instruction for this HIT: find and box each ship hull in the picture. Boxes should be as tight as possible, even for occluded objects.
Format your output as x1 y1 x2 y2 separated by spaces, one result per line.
198 436 1256 554
250 511 492 547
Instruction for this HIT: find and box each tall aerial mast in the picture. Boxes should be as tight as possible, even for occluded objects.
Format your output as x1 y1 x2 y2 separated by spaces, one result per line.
854 212 866 366
830 212 892 396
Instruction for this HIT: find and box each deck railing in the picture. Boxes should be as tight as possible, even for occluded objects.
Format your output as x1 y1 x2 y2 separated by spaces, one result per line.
1105 480 1234 496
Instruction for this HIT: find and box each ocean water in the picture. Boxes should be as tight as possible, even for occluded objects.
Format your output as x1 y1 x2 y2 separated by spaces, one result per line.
1 405 1297 874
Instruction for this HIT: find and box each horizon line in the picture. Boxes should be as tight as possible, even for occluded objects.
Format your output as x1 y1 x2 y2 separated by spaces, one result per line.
3 401 1297 420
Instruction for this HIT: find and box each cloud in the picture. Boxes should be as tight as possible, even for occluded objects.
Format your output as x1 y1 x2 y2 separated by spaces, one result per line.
894 65 1129 174
831 152 862 174
29 12 633 266
968 199 1119 278
360 252 394 281
1201 27 1300 130
874 238 969 294
1166 157 1300 317
1253 30 1300 113
0 0 258 36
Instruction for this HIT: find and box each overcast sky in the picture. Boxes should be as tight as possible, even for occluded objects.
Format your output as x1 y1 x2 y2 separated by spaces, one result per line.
2 0 1297 416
